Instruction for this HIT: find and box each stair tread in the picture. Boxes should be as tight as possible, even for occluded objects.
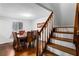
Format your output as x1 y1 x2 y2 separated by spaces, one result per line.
54 27 74 28
43 50 58 56
47 43 76 55
50 37 73 43
54 31 74 34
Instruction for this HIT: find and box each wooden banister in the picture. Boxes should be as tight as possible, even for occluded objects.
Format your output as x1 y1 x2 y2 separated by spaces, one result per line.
37 11 54 56
39 12 53 34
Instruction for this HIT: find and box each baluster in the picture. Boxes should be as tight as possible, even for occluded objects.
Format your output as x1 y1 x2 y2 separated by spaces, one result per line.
45 26 46 43
37 33 40 56
47 22 49 39
46 24 48 42
50 17 52 32
41 31 43 55
48 22 50 38
39 32 43 54
49 19 51 34
50 16 53 33
47 22 49 41
46 25 48 43
51 14 53 29
42 29 45 51
43 27 46 49
39 34 41 55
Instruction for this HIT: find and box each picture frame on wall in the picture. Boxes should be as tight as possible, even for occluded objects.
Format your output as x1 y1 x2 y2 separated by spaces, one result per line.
37 22 45 28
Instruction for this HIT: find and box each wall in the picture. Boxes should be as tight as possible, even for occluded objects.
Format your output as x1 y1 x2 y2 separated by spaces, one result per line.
31 17 49 31
0 16 50 44
0 17 32 44
0 13 50 44
0 20 12 44
59 3 76 27
41 3 76 27
40 3 62 27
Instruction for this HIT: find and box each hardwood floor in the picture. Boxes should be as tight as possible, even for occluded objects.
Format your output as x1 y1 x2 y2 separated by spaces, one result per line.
15 48 36 56
0 42 37 56
0 42 15 56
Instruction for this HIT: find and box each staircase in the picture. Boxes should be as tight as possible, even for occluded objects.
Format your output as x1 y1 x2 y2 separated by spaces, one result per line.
36 11 77 56
43 27 76 56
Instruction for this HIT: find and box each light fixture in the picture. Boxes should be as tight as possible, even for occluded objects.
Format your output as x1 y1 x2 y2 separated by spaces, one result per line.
22 13 33 17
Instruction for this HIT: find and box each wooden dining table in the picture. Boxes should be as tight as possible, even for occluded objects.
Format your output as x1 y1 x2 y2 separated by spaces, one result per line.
17 34 27 48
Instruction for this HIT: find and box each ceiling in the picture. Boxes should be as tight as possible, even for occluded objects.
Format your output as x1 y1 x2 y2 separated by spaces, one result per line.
0 3 51 21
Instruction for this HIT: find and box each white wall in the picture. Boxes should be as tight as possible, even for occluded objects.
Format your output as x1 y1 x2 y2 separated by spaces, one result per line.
0 15 50 44
59 3 76 27
40 3 62 27
41 3 76 27
0 12 50 44
31 17 49 31
0 17 32 44
0 3 51 44
0 20 12 44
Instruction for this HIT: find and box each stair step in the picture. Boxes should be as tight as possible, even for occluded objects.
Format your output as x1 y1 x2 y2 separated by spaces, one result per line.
54 26 73 28
47 43 76 55
50 37 73 43
49 37 75 49
53 32 73 39
43 50 58 56
54 28 74 33
54 31 74 34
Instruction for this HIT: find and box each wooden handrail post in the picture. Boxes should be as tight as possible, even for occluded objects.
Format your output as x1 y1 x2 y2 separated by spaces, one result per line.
37 11 53 55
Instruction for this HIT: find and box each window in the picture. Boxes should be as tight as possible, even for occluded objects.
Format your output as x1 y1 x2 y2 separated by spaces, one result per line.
12 22 23 32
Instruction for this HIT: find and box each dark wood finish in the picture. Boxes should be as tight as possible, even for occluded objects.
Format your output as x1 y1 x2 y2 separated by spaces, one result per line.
15 40 45 56
27 31 37 42
27 32 33 43
12 32 21 51
74 3 79 56
27 30 38 48
15 48 36 56
43 50 57 56
47 43 76 55
36 31 39 56
0 42 14 56
0 42 36 56
74 3 79 34
13 32 27 51
50 36 73 43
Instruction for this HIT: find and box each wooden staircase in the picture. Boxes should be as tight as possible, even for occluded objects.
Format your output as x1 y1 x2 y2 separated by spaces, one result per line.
36 11 77 56
43 27 76 56
37 4 79 56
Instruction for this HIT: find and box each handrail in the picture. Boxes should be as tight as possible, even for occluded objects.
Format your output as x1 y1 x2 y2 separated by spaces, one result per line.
39 12 53 34
37 11 54 56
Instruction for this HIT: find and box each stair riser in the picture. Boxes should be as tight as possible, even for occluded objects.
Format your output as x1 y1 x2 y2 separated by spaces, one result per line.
50 39 75 49
55 28 74 32
47 46 73 56
53 33 73 39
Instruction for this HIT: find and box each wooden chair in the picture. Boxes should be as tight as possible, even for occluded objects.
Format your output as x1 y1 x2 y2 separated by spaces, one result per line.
27 30 38 48
12 32 22 51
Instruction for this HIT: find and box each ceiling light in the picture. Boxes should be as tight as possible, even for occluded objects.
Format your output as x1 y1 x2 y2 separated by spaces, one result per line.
22 13 33 17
